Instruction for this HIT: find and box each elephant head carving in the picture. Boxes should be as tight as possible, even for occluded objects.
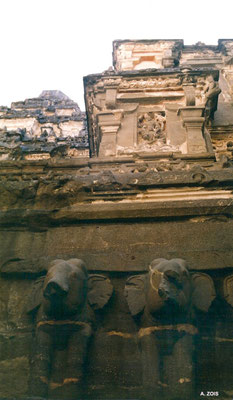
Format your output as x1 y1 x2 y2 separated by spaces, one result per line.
125 258 216 320
27 258 113 319
26 258 113 399
124 258 216 400
42 258 88 319
221 273 233 308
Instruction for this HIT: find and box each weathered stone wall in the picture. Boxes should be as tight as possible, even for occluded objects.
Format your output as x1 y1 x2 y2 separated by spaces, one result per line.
0 274 32 397
1 39 233 399
0 157 233 398
1 218 233 273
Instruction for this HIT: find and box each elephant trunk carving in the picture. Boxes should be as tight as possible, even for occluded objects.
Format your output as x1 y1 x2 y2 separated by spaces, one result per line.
42 261 88 318
44 277 69 298
145 261 191 316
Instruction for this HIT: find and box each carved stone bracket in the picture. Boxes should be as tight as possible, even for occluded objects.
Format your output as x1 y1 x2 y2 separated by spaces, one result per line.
178 107 207 153
105 88 117 109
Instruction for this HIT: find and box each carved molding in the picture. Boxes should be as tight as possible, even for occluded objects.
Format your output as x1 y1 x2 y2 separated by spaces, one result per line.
119 77 182 90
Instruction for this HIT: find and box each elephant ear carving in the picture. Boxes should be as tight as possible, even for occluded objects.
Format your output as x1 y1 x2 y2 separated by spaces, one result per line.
26 276 45 314
124 275 146 317
222 274 233 307
191 272 216 312
88 274 113 310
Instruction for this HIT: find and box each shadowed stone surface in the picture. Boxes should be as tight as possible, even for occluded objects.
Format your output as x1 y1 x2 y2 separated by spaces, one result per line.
0 356 29 397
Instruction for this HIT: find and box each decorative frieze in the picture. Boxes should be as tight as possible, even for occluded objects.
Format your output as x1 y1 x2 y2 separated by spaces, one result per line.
119 76 182 90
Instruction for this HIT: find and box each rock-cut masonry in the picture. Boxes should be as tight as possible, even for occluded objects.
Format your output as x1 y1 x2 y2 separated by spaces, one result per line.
0 40 233 400
0 90 88 160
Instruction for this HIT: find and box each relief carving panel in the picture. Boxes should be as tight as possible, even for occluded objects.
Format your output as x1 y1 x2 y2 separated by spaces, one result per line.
137 112 166 145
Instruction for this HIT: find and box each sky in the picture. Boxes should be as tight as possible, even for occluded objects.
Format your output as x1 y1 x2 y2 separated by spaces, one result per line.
0 0 233 110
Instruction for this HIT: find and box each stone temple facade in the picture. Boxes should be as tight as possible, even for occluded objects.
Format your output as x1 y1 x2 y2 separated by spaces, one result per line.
0 40 233 400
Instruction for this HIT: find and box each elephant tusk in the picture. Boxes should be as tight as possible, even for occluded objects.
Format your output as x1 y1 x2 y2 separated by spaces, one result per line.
150 276 158 292
149 266 164 292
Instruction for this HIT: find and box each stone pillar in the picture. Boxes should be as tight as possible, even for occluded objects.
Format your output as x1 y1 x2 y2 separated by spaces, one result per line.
178 107 207 153
183 84 196 106
97 110 123 157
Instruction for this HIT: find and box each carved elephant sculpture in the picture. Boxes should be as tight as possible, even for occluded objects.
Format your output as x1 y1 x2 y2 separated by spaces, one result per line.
27 258 113 399
124 258 216 400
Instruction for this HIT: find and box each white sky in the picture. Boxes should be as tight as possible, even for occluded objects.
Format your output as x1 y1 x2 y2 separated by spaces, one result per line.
0 0 233 110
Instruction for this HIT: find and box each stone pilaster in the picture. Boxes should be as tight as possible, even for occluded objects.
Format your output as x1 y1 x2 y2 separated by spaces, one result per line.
178 107 207 153
97 110 123 157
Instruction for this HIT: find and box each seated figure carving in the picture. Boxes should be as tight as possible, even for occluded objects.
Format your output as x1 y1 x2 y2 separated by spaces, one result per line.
124 258 216 400
26 258 113 399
